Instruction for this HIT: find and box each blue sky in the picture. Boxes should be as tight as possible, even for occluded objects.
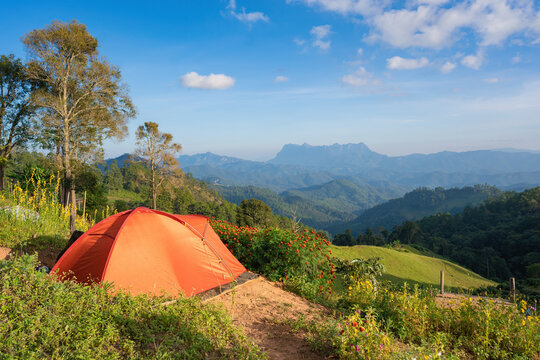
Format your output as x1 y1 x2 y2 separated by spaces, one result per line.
1 0 539 160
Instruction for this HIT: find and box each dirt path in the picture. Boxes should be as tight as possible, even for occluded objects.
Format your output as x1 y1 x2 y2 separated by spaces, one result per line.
207 277 331 360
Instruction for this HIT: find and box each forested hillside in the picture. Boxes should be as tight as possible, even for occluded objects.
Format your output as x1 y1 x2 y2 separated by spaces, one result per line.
282 179 406 214
213 184 355 229
402 187 540 297
213 179 406 229
331 185 502 234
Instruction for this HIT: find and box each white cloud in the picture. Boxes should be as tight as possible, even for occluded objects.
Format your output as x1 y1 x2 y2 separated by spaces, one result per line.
228 0 269 24
180 72 235 90
357 48 363 55
440 61 456 73
289 0 387 17
310 24 332 51
274 75 289 83
294 0 540 49
311 24 331 38
461 50 484 70
512 55 521 64
386 56 429 70
342 66 379 87
294 37 306 46
483 77 500 84
415 0 449 5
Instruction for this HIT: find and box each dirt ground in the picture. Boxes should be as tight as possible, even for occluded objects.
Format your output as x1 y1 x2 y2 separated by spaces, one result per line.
0 246 11 261
207 276 332 360
0 245 59 268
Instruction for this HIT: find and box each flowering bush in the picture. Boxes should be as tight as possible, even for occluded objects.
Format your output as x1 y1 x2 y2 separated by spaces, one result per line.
211 220 337 299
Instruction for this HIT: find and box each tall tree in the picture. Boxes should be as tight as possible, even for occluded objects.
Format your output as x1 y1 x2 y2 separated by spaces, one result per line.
135 121 181 210
23 20 135 232
0 55 35 190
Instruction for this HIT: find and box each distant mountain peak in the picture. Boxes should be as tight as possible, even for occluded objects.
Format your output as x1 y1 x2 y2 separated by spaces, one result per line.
269 142 385 171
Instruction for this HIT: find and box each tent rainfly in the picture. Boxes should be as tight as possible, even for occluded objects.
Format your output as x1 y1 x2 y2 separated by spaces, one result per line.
50 207 246 296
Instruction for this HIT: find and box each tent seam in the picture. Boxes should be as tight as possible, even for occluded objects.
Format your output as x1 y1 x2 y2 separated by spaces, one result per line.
100 207 140 283
50 209 131 275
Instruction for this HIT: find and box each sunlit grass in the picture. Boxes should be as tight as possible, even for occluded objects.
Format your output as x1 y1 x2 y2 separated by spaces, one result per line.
331 245 496 289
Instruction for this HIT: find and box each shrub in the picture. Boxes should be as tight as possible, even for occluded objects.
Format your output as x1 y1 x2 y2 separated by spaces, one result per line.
211 220 337 300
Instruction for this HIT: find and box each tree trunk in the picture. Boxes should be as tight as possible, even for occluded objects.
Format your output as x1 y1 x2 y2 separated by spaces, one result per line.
70 187 76 233
152 167 157 210
0 164 5 191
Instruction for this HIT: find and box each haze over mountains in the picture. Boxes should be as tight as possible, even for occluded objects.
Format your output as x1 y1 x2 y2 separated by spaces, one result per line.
179 142 540 191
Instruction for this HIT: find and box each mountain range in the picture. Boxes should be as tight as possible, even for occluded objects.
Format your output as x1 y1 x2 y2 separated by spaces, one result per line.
106 142 540 232
179 143 540 191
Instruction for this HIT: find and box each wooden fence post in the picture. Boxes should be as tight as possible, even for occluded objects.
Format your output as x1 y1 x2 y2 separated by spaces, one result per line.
440 270 444 294
510 277 516 303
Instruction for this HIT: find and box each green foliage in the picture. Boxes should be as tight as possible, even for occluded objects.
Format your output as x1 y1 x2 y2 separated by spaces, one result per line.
335 257 385 285
213 180 405 230
400 187 540 298
282 178 405 215
75 166 108 215
237 198 275 228
105 160 123 190
135 121 181 210
8 163 54 192
333 228 355 246
211 220 337 301
0 54 36 189
334 185 502 235
0 255 263 359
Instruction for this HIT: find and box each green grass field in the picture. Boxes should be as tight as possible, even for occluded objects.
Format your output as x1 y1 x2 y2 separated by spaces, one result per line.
331 244 497 289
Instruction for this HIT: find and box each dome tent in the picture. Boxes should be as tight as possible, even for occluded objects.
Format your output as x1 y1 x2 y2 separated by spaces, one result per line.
50 207 246 296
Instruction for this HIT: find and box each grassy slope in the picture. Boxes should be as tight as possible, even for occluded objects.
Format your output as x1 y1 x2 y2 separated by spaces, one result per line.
331 245 496 289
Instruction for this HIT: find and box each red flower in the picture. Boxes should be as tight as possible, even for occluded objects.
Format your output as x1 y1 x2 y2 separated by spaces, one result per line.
352 321 358 327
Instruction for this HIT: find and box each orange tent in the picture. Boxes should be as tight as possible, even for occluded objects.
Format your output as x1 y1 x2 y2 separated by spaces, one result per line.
50 207 246 296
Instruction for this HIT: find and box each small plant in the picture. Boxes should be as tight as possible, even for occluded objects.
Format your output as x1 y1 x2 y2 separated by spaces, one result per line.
335 308 398 359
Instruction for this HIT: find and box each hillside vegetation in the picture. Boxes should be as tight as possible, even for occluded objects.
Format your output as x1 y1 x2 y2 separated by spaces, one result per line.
332 185 502 234
404 187 540 298
214 179 407 230
282 179 406 214
331 245 496 289
0 255 262 359
213 184 355 229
